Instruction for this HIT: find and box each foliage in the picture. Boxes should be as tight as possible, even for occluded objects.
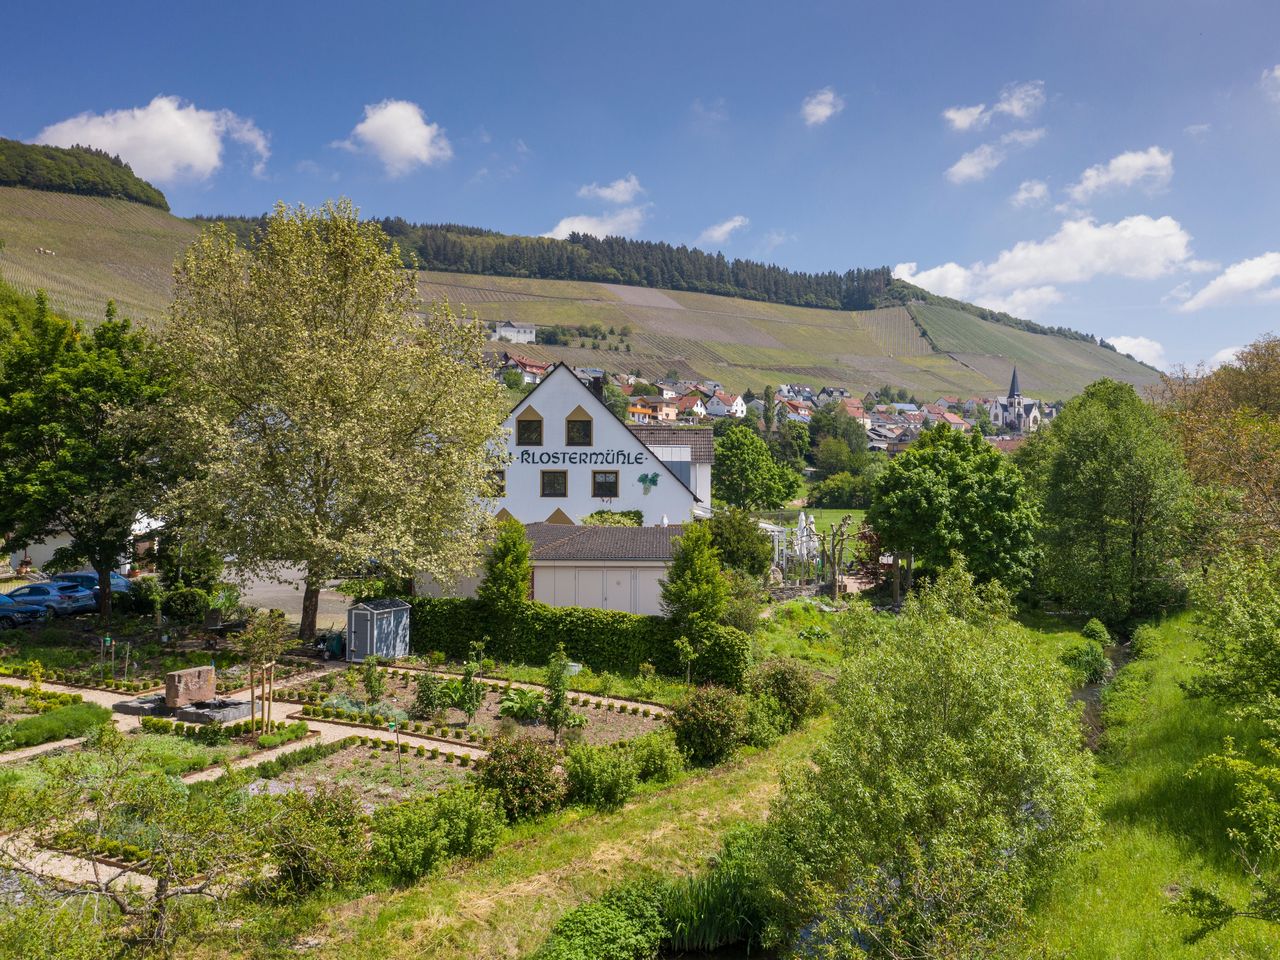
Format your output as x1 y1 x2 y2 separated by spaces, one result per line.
266 784 368 893
1060 636 1111 686
1018 378 1193 628
479 736 567 822
0 137 169 209
752 565 1098 955
713 426 803 510
625 731 685 783
369 785 505 883
1155 334 1280 549
0 288 170 620
741 692 787 747
256 720 310 749
532 882 666 960
720 568 765 635
868 423 1040 589
565 743 638 811
0 891 119 960
661 522 727 632
668 686 747 766
160 586 210 625
5 702 111 748
1082 617 1111 646
582 509 643 527
708 507 773 577
454 646 487 724
476 518 532 613
747 658 823 731
410 671 447 720
362 656 386 704
164 200 507 638
153 526 224 593
691 623 753 690
662 825 767 953
542 643 575 742
499 686 546 721
808 468 880 509
603 382 631 420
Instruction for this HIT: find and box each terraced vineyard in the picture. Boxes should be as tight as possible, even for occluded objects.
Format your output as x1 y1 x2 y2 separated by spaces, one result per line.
0 187 1160 398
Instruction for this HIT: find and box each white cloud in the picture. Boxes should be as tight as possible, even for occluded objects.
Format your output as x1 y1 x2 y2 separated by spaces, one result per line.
801 87 844 126
542 207 646 240
698 215 749 246
1262 65 1280 104
1178 251 1280 312
1183 123 1212 140
1067 146 1173 203
1011 179 1049 207
338 99 451 176
943 104 988 131
691 98 728 130
1209 345 1243 369
35 95 269 182
945 128 1045 183
1108 335 1167 369
759 229 796 256
994 80 1046 119
895 214 1197 318
578 174 644 204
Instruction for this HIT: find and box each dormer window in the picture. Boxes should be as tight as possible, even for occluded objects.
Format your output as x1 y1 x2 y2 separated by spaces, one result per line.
565 405 593 446
516 406 543 445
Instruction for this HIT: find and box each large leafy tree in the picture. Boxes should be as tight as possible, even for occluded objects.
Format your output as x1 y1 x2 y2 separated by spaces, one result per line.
661 521 727 631
0 290 168 619
867 424 1039 590
756 565 1097 956
1018 378 1191 627
712 425 802 510
164 200 507 638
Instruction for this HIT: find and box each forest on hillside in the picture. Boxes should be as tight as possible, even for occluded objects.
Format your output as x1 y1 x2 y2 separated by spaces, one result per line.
0 140 169 211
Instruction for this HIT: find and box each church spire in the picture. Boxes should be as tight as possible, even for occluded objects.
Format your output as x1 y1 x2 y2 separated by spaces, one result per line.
1008 366 1021 398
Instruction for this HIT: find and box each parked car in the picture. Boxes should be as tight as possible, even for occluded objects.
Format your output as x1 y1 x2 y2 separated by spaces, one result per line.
0 593 46 629
5 582 97 616
50 571 132 596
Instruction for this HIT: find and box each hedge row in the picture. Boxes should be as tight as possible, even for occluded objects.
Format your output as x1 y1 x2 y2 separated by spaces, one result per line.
404 597 750 687
5 702 112 749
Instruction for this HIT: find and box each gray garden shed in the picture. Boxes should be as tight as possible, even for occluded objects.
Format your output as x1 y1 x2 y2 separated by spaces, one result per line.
346 598 411 663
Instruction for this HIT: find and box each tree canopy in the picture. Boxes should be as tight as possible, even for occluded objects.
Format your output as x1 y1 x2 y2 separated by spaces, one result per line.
713 426 802 510
867 424 1040 589
0 138 168 210
163 200 507 638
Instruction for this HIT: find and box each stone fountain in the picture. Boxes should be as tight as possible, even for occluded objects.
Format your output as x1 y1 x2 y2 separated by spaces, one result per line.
114 665 252 724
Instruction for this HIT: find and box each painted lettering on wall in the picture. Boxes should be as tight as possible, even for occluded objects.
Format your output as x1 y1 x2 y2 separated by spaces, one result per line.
517 449 648 466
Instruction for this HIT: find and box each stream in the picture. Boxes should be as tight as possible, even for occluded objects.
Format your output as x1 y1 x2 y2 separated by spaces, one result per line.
1072 641 1133 751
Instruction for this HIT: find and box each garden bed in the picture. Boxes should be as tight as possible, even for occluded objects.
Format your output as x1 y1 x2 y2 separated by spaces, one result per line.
283 669 663 747
248 741 469 811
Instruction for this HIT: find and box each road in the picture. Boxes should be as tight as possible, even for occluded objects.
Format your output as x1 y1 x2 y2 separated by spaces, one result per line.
232 567 348 631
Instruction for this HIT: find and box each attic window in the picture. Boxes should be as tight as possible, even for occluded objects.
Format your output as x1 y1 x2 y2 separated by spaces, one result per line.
516 406 543 446
565 405 593 446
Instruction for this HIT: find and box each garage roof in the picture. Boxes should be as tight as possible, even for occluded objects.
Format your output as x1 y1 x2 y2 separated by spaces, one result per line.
524 522 686 561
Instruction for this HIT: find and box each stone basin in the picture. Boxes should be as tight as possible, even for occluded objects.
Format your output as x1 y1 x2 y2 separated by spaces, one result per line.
174 698 252 725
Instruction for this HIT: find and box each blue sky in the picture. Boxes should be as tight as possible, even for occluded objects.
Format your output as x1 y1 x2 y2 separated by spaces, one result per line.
3 0 1278 367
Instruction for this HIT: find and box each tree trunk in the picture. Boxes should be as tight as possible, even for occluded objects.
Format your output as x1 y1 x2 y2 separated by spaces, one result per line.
300 580 321 641
94 562 113 624
905 552 915 592
892 555 901 607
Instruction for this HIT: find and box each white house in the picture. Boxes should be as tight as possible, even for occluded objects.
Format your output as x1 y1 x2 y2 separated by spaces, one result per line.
704 391 746 418
494 363 701 526
490 320 536 344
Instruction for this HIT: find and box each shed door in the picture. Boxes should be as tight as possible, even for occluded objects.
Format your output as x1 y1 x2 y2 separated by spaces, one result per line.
349 610 373 661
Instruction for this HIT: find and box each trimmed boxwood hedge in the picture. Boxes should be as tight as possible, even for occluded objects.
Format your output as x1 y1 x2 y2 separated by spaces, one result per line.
404 597 750 688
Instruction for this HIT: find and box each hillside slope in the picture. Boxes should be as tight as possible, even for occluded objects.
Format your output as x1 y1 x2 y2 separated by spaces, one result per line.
0 187 1160 398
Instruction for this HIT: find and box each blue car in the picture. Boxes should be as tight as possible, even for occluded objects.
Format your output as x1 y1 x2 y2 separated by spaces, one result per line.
0 593 46 628
5 582 97 616
51 571 132 596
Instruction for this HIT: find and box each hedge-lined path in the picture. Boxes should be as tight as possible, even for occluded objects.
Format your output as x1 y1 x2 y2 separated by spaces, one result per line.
395 665 672 716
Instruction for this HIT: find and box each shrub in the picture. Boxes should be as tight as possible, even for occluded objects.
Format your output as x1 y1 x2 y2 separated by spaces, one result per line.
8 703 111 748
478 736 567 822
661 825 765 953
667 687 745 766
410 671 446 720
1081 618 1111 646
125 576 164 616
1060 637 1110 685
499 686 545 722
693 624 752 690
626 732 685 783
370 786 505 882
748 658 822 731
140 716 175 735
565 744 638 812
161 586 211 625
257 720 309 750
267 784 368 893
1130 623 1159 659
532 883 666 960
742 692 787 748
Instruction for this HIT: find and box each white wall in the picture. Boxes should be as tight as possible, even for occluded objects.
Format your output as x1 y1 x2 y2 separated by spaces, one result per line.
497 365 697 525
532 561 668 616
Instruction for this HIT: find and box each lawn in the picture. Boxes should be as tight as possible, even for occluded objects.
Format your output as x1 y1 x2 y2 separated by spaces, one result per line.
1010 612 1280 958
197 719 827 960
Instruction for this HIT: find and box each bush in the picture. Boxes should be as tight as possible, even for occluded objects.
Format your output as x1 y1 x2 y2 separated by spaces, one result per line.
7 703 111 748
661 825 765 953
257 720 309 750
533 883 666 960
1081 618 1111 646
741 693 787 748
667 687 746 766
268 784 368 892
161 586 211 625
692 624 752 690
499 686 545 722
370 785 504 882
1129 623 1159 659
478 736 567 822
566 744 638 812
708 507 773 577
140 716 175 735
747 658 822 731
125 576 164 616
720 569 765 635
625 732 685 784
1060 637 1110 685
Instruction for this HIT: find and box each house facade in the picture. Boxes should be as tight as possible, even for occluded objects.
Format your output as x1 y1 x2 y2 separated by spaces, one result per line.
491 320 536 344
494 363 700 526
704 392 746 418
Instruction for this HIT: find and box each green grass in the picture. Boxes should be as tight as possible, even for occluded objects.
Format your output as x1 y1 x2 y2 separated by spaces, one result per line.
1011 612 1280 958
